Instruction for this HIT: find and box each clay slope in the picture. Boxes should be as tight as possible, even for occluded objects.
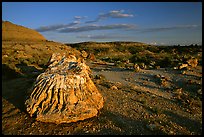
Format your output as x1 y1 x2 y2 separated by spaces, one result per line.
2 21 46 41
2 21 81 79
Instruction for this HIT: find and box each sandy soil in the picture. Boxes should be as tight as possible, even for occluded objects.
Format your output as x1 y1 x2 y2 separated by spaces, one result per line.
2 62 202 135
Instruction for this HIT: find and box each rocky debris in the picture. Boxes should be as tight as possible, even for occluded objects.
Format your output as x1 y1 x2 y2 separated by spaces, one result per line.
155 66 160 69
133 64 140 72
139 63 147 69
197 89 202 95
125 60 130 64
25 53 104 124
181 70 186 75
187 58 198 68
110 85 118 90
148 61 156 69
81 50 88 58
176 58 198 70
178 63 188 70
174 88 183 95
173 87 190 101
88 53 96 61
154 74 168 87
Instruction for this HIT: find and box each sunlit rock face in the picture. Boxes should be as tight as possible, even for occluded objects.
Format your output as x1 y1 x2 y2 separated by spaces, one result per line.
2 21 46 41
25 53 104 124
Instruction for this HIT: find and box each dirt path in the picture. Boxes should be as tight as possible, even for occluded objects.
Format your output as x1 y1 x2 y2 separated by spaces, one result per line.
90 63 202 100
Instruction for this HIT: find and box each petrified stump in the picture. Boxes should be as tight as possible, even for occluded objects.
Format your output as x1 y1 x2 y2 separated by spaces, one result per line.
25 53 104 124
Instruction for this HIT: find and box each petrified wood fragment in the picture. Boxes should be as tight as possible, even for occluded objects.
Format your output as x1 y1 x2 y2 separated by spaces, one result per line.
25 53 104 124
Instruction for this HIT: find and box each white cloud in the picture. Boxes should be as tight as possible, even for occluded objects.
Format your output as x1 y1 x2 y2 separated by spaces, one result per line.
59 24 135 33
85 10 134 23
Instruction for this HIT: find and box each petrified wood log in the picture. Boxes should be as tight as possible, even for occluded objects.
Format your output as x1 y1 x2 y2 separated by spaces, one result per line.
25 53 104 124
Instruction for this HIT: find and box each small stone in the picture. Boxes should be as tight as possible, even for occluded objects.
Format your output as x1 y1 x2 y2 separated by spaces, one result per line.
139 63 146 69
81 50 88 58
125 78 130 81
110 85 118 90
169 130 174 134
197 89 202 95
155 66 160 69
134 64 140 72
178 63 188 70
175 88 183 94
88 53 96 61
31 123 35 127
181 70 186 75
154 74 161 78
160 79 167 86
3 54 8 58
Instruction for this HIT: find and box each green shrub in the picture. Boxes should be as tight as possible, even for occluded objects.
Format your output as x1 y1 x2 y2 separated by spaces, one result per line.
128 46 145 54
156 56 174 67
147 46 160 53
130 54 151 64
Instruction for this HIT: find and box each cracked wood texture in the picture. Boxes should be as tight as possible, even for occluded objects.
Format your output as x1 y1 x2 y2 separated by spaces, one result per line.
25 53 104 124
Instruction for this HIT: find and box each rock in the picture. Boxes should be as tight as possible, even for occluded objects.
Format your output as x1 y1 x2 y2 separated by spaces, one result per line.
148 65 154 69
173 67 178 70
154 74 161 79
187 58 198 68
25 53 104 124
150 61 156 66
178 63 188 70
134 64 140 72
197 89 202 95
125 78 130 81
181 70 186 75
125 60 130 64
110 85 118 90
155 66 160 69
154 74 168 86
174 88 183 95
81 50 88 58
160 79 167 87
88 53 96 61
3 54 8 58
139 63 146 69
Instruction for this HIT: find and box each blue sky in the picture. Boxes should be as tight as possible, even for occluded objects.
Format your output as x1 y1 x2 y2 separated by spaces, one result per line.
2 2 202 45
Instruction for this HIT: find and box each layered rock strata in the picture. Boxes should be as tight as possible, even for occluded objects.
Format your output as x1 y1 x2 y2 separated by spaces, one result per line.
25 53 104 124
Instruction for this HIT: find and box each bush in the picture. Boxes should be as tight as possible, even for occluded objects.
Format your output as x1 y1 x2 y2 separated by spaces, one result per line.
147 46 159 53
128 46 145 54
130 54 151 64
156 56 174 67
115 45 126 52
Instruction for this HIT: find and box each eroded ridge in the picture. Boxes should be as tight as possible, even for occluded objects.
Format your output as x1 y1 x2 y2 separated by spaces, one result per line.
25 53 104 124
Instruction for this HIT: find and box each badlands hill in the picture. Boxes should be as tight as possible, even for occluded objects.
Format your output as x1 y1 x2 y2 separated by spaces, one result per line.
2 21 46 41
2 21 80 79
